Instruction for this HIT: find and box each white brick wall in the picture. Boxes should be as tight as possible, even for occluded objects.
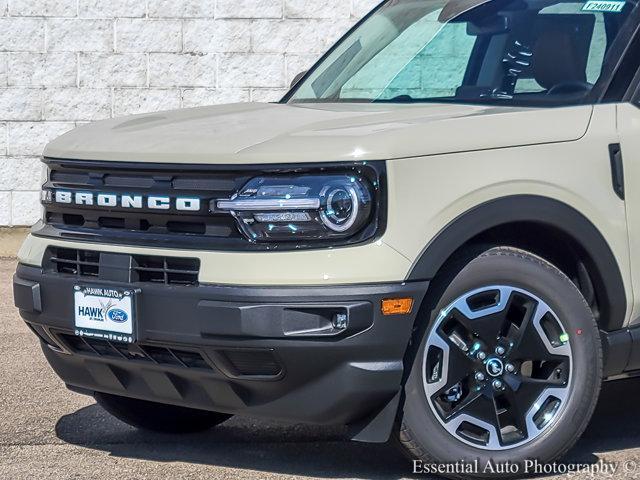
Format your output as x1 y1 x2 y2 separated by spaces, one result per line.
0 0 380 226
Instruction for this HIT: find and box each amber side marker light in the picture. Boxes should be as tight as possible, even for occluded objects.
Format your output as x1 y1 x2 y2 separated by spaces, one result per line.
381 298 414 316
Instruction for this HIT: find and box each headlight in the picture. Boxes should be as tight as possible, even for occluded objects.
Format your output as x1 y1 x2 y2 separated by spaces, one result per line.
216 173 377 243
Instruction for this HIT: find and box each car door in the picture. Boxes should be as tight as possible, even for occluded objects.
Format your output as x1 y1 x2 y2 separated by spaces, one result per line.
617 93 640 326
592 5 640 325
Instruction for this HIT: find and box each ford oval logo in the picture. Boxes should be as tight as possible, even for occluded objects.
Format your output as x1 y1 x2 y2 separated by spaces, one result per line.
108 308 128 323
486 358 504 377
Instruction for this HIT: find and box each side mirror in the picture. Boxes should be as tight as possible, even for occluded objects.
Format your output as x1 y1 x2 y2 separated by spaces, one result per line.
290 70 308 88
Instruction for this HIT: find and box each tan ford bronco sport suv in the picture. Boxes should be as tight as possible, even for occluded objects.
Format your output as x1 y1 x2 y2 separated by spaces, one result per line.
13 0 640 475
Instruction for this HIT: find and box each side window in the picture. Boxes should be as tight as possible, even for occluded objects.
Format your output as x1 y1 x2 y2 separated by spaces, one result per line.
513 3 608 94
586 15 607 82
340 11 476 100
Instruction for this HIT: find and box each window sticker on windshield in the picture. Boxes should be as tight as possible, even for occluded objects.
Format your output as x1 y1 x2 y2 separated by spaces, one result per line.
582 1 625 12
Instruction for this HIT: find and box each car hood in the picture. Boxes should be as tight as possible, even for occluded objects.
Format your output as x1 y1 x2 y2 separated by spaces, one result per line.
44 102 593 164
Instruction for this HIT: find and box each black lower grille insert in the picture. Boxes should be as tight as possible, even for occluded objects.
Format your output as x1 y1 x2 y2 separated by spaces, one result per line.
46 247 200 286
133 255 200 285
58 334 214 371
50 248 100 277
219 350 283 377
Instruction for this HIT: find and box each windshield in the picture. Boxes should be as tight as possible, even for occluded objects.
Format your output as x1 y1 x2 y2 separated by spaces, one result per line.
286 0 637 106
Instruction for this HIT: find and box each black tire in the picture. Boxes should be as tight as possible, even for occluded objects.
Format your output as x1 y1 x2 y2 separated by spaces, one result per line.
94 392 233 434
396 247 602 478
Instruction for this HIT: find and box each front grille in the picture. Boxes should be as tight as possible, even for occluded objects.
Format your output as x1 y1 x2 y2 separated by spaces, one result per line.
41 158 251 249
36 158 386 251
57 333 213 371
46 247 200 286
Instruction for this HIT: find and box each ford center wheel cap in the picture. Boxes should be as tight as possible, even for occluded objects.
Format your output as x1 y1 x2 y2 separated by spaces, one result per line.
486 358 504 377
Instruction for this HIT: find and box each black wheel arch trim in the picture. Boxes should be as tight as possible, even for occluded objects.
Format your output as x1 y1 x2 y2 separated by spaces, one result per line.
406 195 627 331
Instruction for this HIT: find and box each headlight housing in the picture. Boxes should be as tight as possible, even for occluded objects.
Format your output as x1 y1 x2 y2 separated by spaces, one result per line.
215 169 382 245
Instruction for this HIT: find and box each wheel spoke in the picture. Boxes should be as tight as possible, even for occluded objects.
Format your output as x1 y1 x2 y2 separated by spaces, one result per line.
452 393 503 443
508 303 567 362
499 293 538 346
432 332 476 396
451 290 511 343
450 290 534 350
444 390 484 421
454 309 504 350
503 377 553 430
437 311 476 354
499 386 529 439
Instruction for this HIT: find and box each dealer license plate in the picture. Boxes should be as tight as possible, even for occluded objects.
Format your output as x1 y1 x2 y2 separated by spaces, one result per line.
74 285 135 343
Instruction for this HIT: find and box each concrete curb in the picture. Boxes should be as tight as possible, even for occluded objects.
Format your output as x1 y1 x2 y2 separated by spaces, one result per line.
0 228 29 258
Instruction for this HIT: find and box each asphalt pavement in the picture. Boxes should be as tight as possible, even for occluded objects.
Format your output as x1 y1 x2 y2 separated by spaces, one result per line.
2 258 640 479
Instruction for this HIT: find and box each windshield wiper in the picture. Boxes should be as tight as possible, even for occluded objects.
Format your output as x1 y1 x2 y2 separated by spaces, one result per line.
373 94 416 103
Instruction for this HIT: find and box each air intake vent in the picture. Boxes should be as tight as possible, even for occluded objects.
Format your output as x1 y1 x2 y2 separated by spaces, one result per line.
57 333 213 371
133 255 200 285
219 349 283 377
49 248 100 277
46 247 200 286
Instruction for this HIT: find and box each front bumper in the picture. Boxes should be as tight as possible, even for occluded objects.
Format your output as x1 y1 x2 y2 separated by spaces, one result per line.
14 263 428 440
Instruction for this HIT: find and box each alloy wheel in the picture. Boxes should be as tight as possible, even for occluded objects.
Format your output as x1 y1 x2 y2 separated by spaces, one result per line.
422 286 573 450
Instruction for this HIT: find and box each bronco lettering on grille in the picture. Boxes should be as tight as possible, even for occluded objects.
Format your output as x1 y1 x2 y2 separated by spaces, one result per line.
51 190 202 212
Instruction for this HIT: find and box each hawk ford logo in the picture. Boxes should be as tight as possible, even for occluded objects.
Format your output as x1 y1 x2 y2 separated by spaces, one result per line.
50 190 201 211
